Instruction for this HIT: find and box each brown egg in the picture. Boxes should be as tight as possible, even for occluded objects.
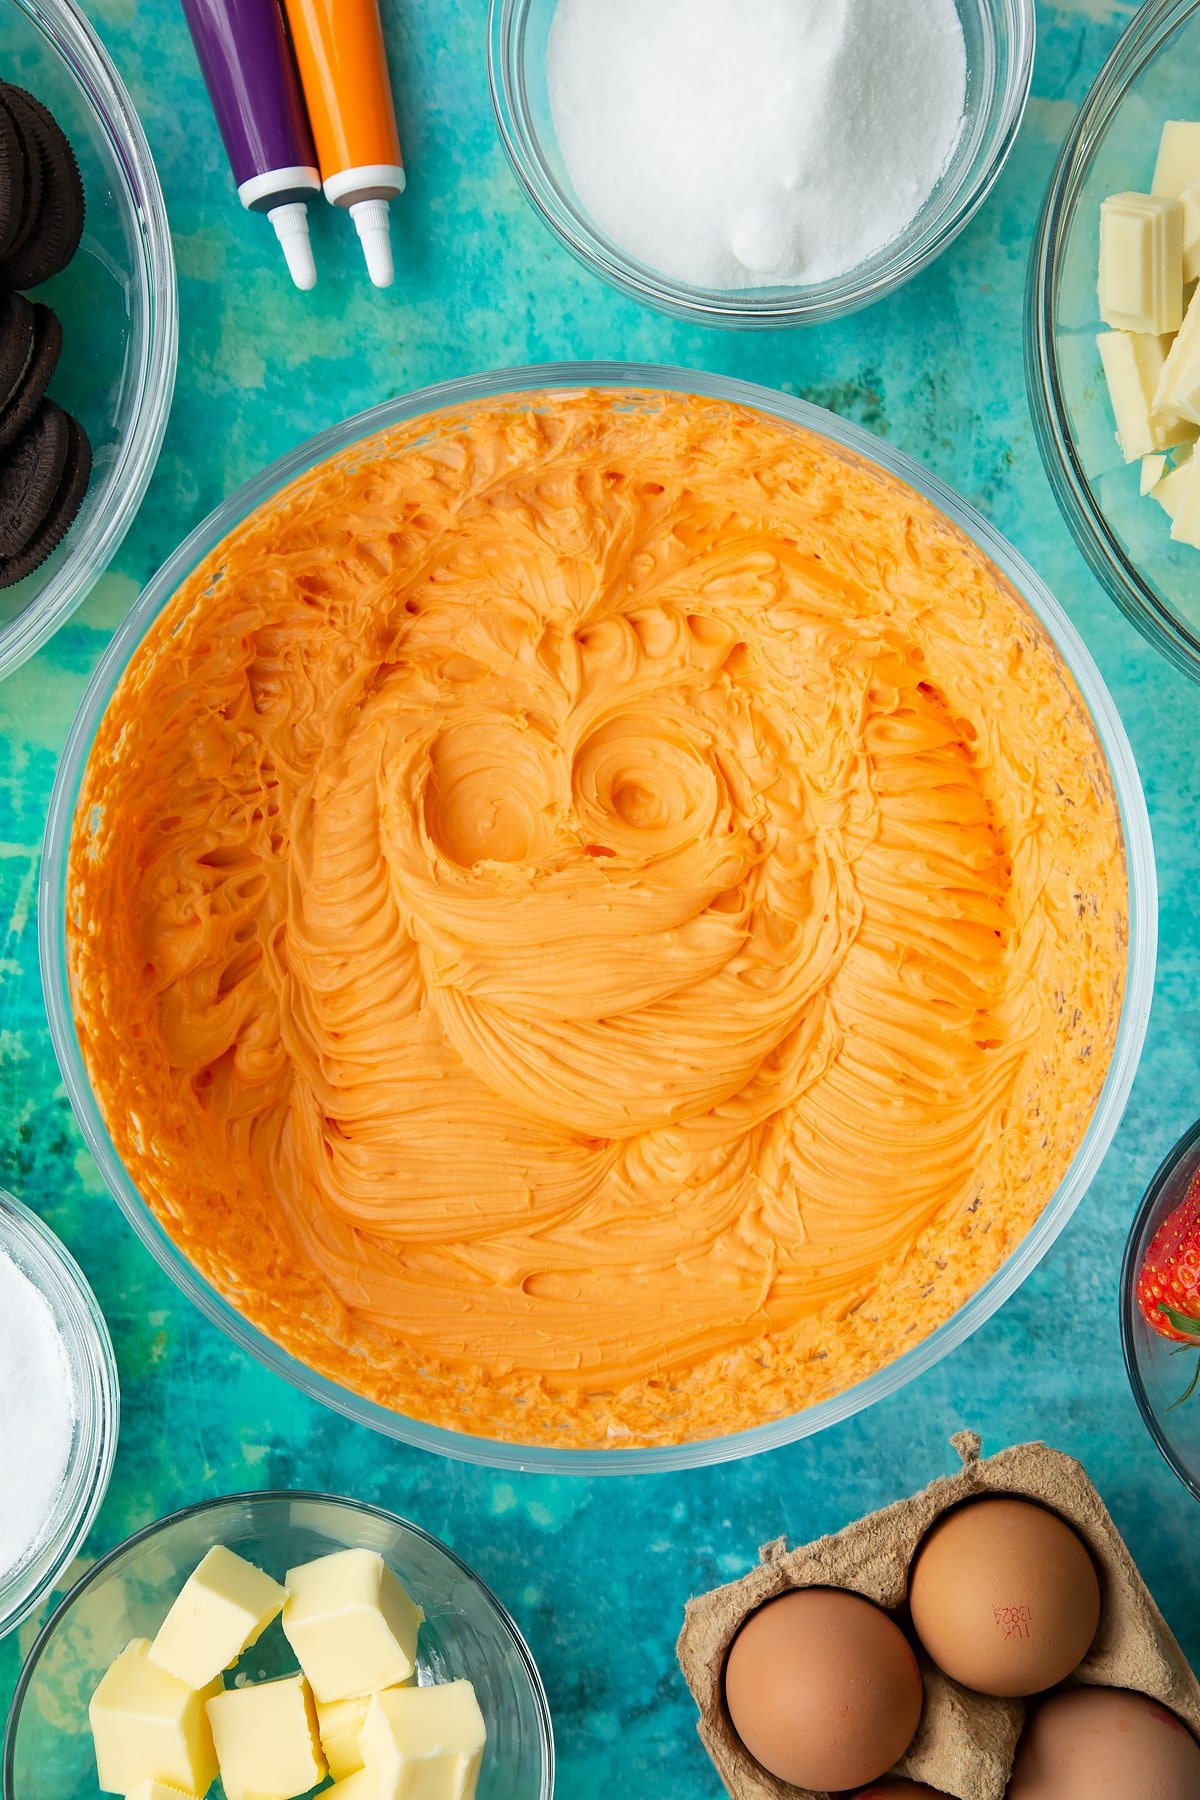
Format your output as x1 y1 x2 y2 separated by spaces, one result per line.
853 1784 952 1798
907 1496 1100 1696
1008 1686 1200 1797
723 1587 923 1791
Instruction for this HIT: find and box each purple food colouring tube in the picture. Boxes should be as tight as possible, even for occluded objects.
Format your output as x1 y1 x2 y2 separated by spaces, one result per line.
182 0 320 290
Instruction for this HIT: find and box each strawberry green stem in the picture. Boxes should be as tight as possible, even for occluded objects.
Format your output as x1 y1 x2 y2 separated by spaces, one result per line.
1158 1303 1200 1340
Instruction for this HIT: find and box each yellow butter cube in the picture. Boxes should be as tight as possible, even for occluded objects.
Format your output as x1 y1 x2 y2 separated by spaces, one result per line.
317 1680 415 1779
328 1771 378 1799
205 1672 325 1800
88 1638 219 1798
317 1692 372 1780
149 1546 287 1689
361 1682 487 1800
125 1784 195 1800
282 1549 423 1703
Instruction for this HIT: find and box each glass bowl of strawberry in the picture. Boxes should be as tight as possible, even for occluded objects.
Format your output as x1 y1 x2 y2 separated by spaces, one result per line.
1122 1119 1200 1502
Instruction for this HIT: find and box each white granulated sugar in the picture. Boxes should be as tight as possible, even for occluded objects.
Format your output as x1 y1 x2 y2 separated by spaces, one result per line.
547 0 968 290
0 1249 75 1585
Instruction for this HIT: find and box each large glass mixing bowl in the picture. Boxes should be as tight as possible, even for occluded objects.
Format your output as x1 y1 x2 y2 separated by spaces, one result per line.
40 364 1157 1475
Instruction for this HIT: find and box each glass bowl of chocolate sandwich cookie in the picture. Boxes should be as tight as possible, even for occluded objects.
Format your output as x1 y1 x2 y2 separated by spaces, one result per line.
0 0 176 677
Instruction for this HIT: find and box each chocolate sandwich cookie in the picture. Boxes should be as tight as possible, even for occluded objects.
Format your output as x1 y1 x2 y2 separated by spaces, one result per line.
0 411 90 587
0 398 69 559
0 96 24 260
0 83 84 289
0 303 61 449
0 86 46 263
0 290 35 411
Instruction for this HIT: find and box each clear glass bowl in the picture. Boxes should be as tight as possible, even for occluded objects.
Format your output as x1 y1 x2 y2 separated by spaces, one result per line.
1121 1119 1200 1504
1028 0 1200 682
0 0 177 678
39 363 1157 1476
1 1491 554 1800
487 0 1034 326
0 1189 119 1640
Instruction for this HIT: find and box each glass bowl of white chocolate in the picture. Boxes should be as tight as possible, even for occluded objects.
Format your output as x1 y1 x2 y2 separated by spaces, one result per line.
1029 0 1200 681
1 1492 554 1800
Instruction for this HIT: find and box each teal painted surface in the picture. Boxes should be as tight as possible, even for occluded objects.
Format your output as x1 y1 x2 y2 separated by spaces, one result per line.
1 1 1198 1793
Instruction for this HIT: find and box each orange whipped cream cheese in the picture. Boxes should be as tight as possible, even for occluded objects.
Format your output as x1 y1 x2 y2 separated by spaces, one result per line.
68 390 1127 1449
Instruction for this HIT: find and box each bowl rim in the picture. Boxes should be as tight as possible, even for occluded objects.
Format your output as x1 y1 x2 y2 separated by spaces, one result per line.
0 1188 120 1640
486 0 1037 327
0 0 179 679
39 359 1158 1476
1026 0 1200 683
1120 1115 1200 1505
1 1487 556 1800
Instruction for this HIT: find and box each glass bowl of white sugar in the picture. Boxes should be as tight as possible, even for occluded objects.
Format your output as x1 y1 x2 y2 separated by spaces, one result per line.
0 1191 118 1639
488 0 1034 326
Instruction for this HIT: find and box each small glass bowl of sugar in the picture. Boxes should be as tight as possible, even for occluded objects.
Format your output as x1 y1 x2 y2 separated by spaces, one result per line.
0 1190 118 1639
489 0 1035 327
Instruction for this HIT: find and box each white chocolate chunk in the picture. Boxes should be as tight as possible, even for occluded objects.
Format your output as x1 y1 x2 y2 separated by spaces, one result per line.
1168 453 1200 546
1155 284 1200 426
1100 192 1183 334
205 1672 325 1800
88 1639 219 1798
1151 459 1195 519
1097 330 1178 458
1141 453 1168 494
1181 180 1200 284
149 1546 286 1690
1153 121 1200 199
361 1682 487 1800
283 1549 423 1704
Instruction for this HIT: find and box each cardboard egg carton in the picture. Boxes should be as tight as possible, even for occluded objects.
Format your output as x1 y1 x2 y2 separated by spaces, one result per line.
677 1434 1200 1800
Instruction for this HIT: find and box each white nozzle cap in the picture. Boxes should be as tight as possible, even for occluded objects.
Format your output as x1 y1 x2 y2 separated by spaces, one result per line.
350 197 395 288
268 202 317 292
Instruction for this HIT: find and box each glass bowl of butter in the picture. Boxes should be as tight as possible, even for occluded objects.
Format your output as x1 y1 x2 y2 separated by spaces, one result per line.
1 1491 554 1800
1029 0 1200 681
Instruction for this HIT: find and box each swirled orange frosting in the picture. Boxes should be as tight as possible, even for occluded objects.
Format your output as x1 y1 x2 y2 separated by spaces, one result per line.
68 390 1127 1449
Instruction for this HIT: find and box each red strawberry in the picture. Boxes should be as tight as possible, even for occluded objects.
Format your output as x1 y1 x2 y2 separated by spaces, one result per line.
1136 1168 1200 1406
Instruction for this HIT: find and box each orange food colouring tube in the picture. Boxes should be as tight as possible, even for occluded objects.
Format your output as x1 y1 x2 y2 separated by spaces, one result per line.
282 0 405 287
